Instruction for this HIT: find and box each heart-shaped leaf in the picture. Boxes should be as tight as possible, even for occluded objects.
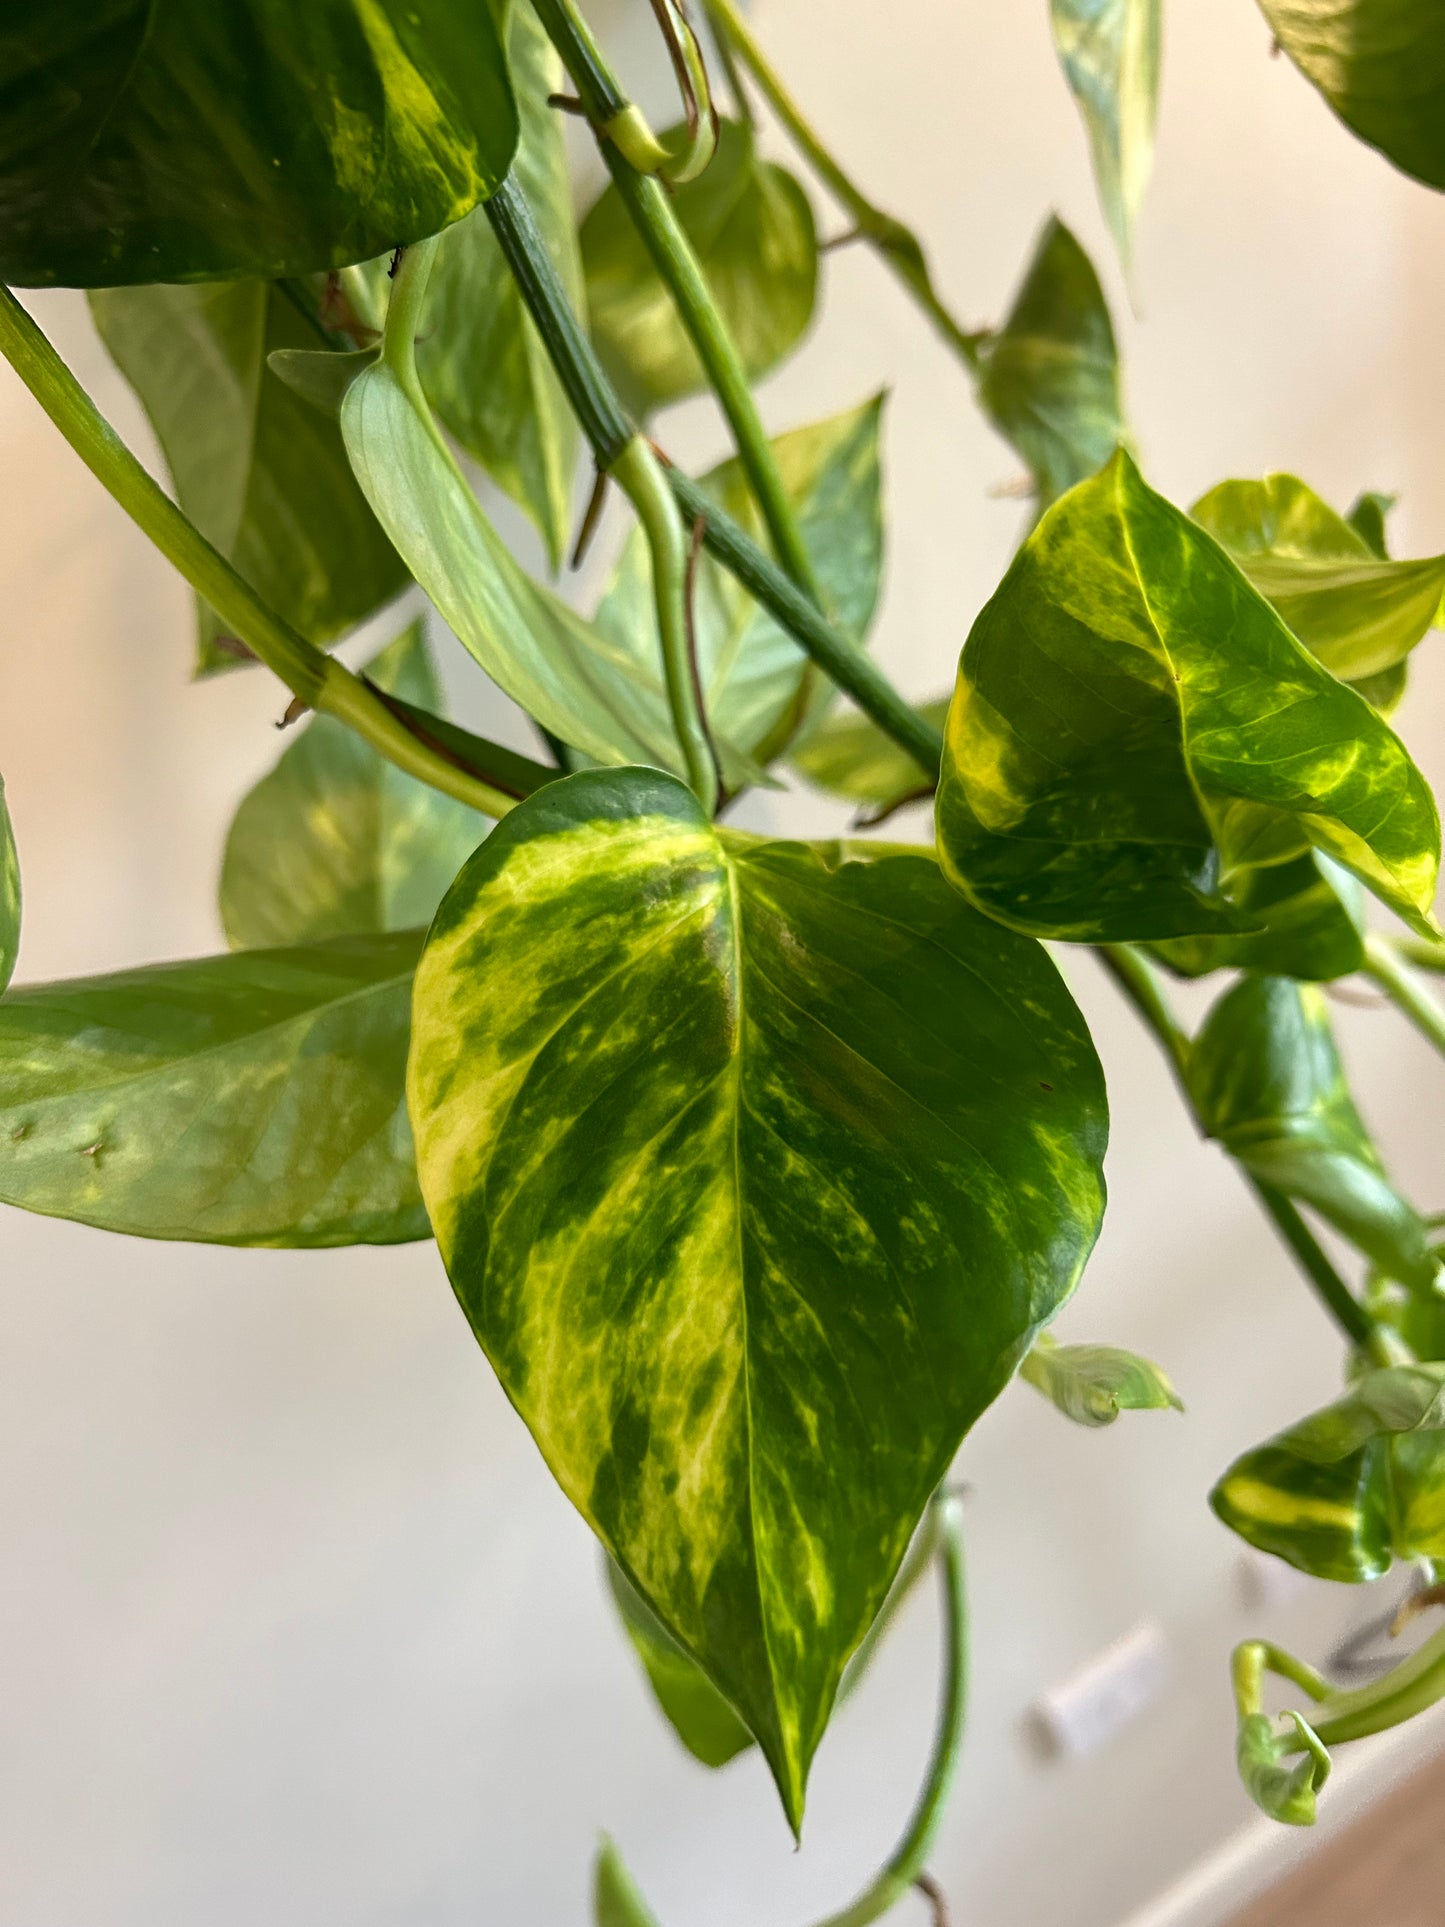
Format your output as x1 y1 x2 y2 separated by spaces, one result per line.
1191 474 1445 684
935 450 1441 943
0 777 19 996
1148 852 1366 983
0 933 429 1246
1259 0 1445 192
791 697 951 819
90 281 407 675
1020 1333 1182 1427
1211 1363 1445 1581
594 398 885 766
581 119 818 417
1049 0 1162 265
1189 974 1437 1290
0 0 518 286
976 217 1126 509
409 767 1107 1828
220 624 490 950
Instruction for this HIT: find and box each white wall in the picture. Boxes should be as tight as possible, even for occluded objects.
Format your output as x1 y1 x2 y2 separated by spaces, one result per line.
4 2 1445 1923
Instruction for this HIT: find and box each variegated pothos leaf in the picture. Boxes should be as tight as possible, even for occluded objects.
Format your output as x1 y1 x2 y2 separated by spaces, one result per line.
1049 0 1162 265
408 768 1107 1828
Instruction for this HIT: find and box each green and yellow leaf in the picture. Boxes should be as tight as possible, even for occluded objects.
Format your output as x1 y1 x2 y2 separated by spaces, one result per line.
1020 1332 1182 1427
1049 0 1162 265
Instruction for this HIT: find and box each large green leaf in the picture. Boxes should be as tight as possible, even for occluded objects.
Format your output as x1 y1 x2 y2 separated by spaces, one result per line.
0 2 518 287
581 119 818 417
1259 0 1445 192
386 0 583 567
340 359 761 788
594 1841 663 1927
0 777 19 997
791 698 951 819
976 217 1126 510
1149 852 1366 983
220 623 489 949
594 398 885 765
90 281 407 675
1049 0 1162 263
0 933 427 1246
606 1558 753 1769
1019 1332 1182 1427
1191 474 1445 684
409 767 1107 1828
1211 1363 1445 1581
1189 974 1437 1290
935 450 1441 943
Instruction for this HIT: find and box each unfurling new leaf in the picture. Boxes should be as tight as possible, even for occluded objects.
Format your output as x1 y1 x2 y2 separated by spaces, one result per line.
409 767 1107 1829
1237 1711 1331 1826
1020 1333 1182 1427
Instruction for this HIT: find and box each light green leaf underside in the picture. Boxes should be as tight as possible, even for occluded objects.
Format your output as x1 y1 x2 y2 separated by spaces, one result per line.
581 119 818 417
607 1557 753 1768
595 1840 664 1927
0 0 518 286
409 767 1107 1829
1259 0 1445 192
0 778 18 997
1020 1332 1182 1426
1211 1362 1445 1581
1191 474 1445 684
340 359 760 787
1189 974 1437 1290
1149 852 1366 983
0 932 428 1247
594 398 885 764
792 698 951 814
268 344 380 419
935 450 1441 943
1049 0 1162 263
977 216 1126 509
220 623 490 950
90 281 406 675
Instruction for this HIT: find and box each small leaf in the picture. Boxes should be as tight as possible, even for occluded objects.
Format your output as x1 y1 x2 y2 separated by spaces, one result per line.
0 933 428 1247
220 623 490 950
1346 491 1397 560
1237 1711 1330 1825
792 699 951 815
90 282 406 675
1050 0 1162 264
935 450 1441 943
606 1558 753 1769
410 768 1107 1829
581 119 818 416
594 398 886 765
340 359 762 787
1148 852 1366 983
1211 1363 1445 1581
0 1 519 286
977 216 1126 509
1189 974 1437 1290
267 345 380 419
595 1840 664 1927
1020 1333 1182 1427
0 777 19 996
1191 474 1445 683
1259 0 1445 192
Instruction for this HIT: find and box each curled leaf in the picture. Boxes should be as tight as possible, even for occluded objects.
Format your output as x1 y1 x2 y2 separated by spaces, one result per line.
1237 1710 1330 1826
1020 1333 1182 1427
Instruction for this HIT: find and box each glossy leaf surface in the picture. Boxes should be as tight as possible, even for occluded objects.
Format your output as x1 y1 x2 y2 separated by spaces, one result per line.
1149 853 1366 983
791 698 950 817
220 624 489 949
1050 0 1162 261
607 1558 753 1769
410 768 1107 1827
340 362 758 787
1189 976 1437 1290
1238 1712 1330 1826
582 119 818 416
91 281 406 674
977 218 1125 509
1020 1332 1182 1427
0 778 18 996
0 933 427 1246
0 1 518 286
595 1841 663 1927
935 451 1440 943
1212 1363 1445 1581
594 399 885 763
1259 0 1445 192
1191 474 1445 684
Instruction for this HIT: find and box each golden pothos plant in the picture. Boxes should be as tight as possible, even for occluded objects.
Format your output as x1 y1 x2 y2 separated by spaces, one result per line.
3 0 1445 1917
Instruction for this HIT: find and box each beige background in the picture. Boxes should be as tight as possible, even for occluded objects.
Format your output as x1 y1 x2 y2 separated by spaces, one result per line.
3 2 1445 1923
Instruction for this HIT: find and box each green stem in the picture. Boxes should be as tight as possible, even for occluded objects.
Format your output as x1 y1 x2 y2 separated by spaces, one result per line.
1097 943 1375 1353
1388 934 1445 976
701 0 984 372
1363 932 1445 1059
0 286 515 819
482 175 943 783
810 1493 967 1927
1293 1618 1445 1749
